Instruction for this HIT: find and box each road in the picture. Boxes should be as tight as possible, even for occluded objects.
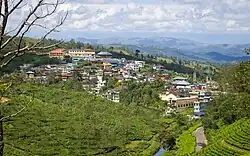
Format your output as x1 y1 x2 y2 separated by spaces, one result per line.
193 127 208 152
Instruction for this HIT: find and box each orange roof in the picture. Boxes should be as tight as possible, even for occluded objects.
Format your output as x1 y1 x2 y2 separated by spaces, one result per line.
50 48 65 54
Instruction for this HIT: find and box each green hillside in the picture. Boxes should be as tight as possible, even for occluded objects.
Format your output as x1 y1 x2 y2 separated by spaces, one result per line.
193 118 250 156
3 84 164 155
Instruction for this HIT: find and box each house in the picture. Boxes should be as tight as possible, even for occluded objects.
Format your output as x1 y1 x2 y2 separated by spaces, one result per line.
126 63 140 72
173 76 187 81
160 90 198 109
103 69 113 77
95 69 106 92
103 61 112 69
153 65 166 71
160 91 178 102
26 71 35 78
172 80 191 89
20 64 33 72
61 72 73 81
68 48 95 58
106 59 120 68
198 91 212 104
49 48 65 59
193 91 212 117
135 61 145 68
194 101 205 117
105 86 123 103
157 74 169 81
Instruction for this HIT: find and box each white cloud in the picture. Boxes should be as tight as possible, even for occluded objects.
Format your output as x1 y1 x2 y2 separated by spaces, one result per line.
7 0 250 35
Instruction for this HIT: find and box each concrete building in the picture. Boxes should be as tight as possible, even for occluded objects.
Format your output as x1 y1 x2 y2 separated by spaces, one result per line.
193 91 212 117
135 61 145 68
105 86 123 103
173 76 187 81
68 48 95 58
172 80 191 89
160 90 198 109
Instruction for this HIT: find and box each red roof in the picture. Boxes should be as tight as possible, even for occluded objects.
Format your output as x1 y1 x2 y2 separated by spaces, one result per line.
50 48 65 54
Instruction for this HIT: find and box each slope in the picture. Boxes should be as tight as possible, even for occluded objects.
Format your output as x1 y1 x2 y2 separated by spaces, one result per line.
193 118 250 156
3 84 164 155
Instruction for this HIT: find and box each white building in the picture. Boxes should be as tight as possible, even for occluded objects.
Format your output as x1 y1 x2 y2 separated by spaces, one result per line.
126 63 140 72
105 87 122 103
68 48 95 58
96 69 106 91
135 61 145 68
172 80 191 89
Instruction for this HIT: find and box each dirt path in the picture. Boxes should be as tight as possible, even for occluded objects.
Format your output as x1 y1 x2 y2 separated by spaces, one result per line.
193 127 208 152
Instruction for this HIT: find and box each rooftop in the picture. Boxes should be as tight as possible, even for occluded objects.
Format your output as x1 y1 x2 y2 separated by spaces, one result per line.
172 80 190 85
50 48 65 54
26 71 34 74
173 76 187 80
97 52 112 56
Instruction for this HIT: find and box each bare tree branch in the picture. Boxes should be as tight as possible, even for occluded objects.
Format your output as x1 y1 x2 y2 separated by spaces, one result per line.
7 0 22 16
0 96 33 121
0 106 25 121
0 0 68 69
0 0 3 18
0 40 63 68
0 0 44 50
0 82 12 100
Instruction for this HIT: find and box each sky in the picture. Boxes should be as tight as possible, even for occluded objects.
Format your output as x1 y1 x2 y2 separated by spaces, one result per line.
9 0 250 44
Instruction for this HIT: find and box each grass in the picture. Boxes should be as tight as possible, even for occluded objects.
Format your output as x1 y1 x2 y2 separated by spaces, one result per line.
142 134 161 156
175 121 202 156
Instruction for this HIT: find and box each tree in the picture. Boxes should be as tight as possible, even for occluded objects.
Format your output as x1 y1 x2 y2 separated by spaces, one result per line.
147 54 150 59
108 46 114 52
140 54 144 60
245 48 250 55
86 43 93 49
0 0 67 154
135 49 140 57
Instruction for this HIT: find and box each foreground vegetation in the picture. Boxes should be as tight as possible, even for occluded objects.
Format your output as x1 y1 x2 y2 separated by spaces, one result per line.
193 118 250 156
120 80 166 109
3 83 165 155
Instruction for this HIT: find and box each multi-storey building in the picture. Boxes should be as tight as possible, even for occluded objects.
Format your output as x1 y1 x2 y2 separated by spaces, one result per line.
193 91 212 117
68 48 95 58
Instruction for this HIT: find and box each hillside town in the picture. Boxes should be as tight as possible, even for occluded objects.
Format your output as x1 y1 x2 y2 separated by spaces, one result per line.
1 0 250 155
21 47 218 118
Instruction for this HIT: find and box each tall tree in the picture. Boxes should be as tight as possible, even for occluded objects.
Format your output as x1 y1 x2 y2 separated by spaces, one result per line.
135 49 140 57
0 0 67 155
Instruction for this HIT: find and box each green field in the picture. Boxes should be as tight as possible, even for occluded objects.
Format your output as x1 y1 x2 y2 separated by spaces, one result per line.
3 84 164 155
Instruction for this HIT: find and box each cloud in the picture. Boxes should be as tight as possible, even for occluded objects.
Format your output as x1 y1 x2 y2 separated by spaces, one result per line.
7 0 250 35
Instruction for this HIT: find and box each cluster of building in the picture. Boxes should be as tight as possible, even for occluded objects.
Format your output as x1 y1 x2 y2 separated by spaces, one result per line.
23 48 153 102
22 48 217 114
159 76 213 118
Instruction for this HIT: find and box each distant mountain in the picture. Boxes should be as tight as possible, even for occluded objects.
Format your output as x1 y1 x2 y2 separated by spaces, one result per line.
76 37 205 49
76 37 250 63
206 52 250 62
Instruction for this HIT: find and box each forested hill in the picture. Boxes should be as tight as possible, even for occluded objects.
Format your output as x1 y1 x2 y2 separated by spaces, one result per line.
1 37 202 75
